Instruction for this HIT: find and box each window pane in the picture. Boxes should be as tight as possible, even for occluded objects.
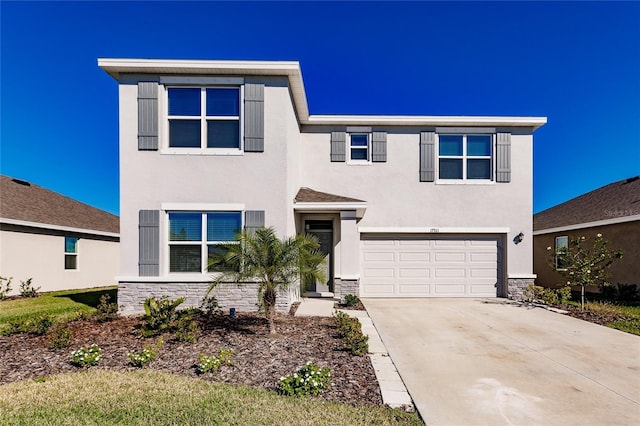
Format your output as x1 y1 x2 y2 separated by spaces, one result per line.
207 212 242 241
65 255 77 270
351 148 368 160
439 135 463 156
169 213 202 241
207 120 240 148
168 88 201 116
467 159 491 179
65 237 78 253
208 245 238 272
439 158 463 179
467 135 492 156
169 120 201 147
350 134 368 147
206 88 239 116
556 236 568 250
169 245 201 272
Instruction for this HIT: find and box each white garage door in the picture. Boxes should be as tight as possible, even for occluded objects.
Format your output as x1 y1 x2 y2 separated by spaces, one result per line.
360 235 499 297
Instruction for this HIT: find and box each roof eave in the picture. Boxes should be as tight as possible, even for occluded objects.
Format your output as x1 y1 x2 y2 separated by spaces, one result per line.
304 115 547 130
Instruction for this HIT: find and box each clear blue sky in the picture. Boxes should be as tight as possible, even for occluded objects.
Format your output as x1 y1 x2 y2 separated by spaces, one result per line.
2 1 639 216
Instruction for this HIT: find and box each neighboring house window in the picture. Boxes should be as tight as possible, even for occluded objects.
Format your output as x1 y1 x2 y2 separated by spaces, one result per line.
65 237 78 270
168 211 241 273
349 133 370 163
555 236 569 271
167 87 240 150
438 134 492 180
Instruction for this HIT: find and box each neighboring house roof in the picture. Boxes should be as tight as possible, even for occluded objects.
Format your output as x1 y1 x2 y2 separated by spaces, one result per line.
295 187 365 203
98 58 547 130
0 175 119 235
534 176 640 233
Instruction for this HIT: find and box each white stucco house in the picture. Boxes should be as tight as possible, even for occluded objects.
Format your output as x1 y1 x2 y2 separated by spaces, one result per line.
99 58 546 313
0 175 119 294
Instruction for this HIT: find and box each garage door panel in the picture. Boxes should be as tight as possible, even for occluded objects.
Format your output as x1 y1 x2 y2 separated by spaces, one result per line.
361 235 499 298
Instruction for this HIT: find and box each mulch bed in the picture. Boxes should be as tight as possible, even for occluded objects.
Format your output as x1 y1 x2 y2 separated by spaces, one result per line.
559 304 633 325
0 312 382 407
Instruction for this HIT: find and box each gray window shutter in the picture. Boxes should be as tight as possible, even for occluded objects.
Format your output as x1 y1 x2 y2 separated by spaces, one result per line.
244 83 264 152
138 82 158 150
496 132 511 183
139 210 159 276
244 210 265 233
371 131 387 162
420 131 435 182
331 131 346 162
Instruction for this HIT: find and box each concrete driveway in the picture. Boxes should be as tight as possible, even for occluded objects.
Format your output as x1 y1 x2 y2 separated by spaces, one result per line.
363 298 640 426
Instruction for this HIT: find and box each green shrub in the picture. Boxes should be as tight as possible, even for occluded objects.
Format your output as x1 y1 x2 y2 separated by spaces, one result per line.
200 295 222 317
277 362 331 397
557 286 572 304
128 339 163 368
175 317 199 343
196 348 233 375
0 276 13 299
95 294 118 322
4 320 26 336
333 311 369 356
342 294 360 307
48 323 73 349
71 344 102 367
30 314 53 335
19 278 40 298
141 296 185 337
616 284 639 302
524 284 573 306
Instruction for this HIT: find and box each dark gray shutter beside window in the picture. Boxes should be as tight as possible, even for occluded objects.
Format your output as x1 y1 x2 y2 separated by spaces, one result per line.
496 132 511 183
139 210 159 276
244 83 264 152
330 131 346 162
138 82 158 151
244 210 265 233
371 131 387 162
420 131 435 182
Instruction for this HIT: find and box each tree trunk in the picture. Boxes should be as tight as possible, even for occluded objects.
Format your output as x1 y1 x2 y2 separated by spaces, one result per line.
581 286 585 311
263 286 278 334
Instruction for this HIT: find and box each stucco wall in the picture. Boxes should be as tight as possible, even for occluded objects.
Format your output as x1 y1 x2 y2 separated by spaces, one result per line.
534 221 640 289
299 129 535 277
0 226 119 295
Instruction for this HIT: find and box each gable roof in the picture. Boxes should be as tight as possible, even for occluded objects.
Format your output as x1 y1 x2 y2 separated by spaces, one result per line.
295 187 365 203
534 176 640 232
0 175 119 235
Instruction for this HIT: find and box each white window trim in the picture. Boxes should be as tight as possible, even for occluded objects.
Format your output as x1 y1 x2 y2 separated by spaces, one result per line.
164 209 244 275
161 85 244 155
435 133 494 184
347 133 371 165
64 236 78 270
555 235 569 271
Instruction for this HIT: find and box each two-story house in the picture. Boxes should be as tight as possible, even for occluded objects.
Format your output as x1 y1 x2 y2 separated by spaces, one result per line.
99 59 546 313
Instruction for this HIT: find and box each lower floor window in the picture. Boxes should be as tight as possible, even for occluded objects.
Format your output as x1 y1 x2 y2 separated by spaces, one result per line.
555 236 569 270
65 237 78 270
168 211 241 273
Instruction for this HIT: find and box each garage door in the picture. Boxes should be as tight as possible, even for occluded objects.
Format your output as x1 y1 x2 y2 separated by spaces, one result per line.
360 235 499 297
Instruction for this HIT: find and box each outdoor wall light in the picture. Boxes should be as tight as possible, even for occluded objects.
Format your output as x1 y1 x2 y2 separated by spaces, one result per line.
513 232 524 245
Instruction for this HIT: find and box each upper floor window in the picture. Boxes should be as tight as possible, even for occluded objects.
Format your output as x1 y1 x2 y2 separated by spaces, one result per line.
349 133 370 163
168 211 241 273
555 236 569 270
167 87 240 149
65 237 78 270
438 134 492 180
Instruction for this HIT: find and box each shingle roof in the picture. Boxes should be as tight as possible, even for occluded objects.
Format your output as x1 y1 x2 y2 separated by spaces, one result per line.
294 187 365 203
534 176 640 231
0 175 119 234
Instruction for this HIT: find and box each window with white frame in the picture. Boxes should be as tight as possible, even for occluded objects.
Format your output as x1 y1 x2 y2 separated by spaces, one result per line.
438 134 492 180
168 211 242 273
555 236 569 270
65 237 78 270
167 87 240 149
349 133 370 162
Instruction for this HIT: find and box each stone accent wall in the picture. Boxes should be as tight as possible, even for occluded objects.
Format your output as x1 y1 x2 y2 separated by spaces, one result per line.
333 278 360 300
508 278 535 301
118 282 296 315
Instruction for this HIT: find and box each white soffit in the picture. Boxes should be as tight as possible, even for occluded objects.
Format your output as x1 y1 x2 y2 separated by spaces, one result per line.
98 58 546 130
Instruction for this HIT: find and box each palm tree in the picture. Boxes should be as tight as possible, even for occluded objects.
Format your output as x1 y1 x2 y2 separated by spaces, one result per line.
207 227 325 334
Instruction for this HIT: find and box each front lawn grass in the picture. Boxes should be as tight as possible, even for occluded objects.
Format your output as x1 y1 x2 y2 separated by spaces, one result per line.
566 300 640 335
0 370 422 425
0 286 116 333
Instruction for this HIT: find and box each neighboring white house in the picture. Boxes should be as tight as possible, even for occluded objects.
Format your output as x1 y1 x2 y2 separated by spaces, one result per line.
0 175 119 294
99 58 546 313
